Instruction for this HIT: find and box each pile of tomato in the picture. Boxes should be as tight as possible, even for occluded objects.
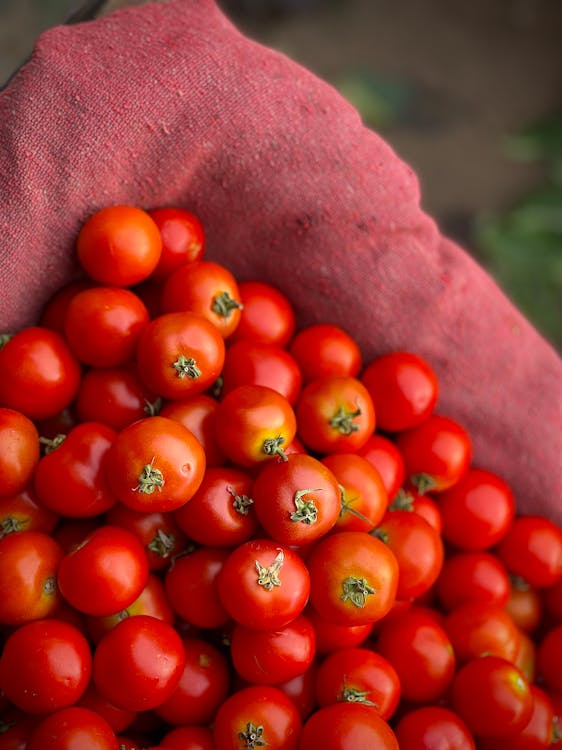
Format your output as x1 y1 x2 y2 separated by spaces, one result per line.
0 204 561 750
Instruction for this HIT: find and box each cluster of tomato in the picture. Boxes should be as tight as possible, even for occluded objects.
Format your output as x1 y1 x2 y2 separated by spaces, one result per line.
0 204 561 750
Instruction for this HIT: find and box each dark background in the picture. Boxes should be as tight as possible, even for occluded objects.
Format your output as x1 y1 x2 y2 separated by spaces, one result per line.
2 0 561 347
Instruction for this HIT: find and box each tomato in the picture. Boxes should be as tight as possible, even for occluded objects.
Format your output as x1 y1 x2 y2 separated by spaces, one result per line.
436 551 511 612
77 684 136 734
39 279 94 333
314 647 400 720
93 615 185 712
0 619 91 714
543 577 562 623
77 205 162 286
355 433 405 501
160 394 225 467
136 311 225 399
53 517 100 553
496 515 562 588
160 725 215 750
155 636 230 726
164 545 231 629
0 409 39 497
34 421 118 518
376 605 456 703
0 327 81 420
360 351 438 432
251 454 341 545
64 287 149 367
276 664 318 721
438 467 515 550
307 531 398 626
148 207 205 281
229 280 296 348
162 260 243 338
394 706 476 750
451 656 533 738
230 614 316 685
0 709 40 750
373 510 444 600
321 453 388 532
57 524 149 616
0 530 63 625
514 629 537 683
389 486 443 533
306 605 373 654
296 375 376 454
444 600 522 664
288 324 362 383
173 466 258 548
220 340 302 405
538 625 562 693
218 539 310 630
105 416 206 513
0 486 58 538
395 414 472 493
298 702 398 749
506 580 543 633
214 385 297 467
479 684 555 750
26 707 118 750
212 685 302 750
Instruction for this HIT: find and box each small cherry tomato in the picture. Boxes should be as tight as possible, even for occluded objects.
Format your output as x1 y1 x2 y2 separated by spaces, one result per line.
394 706 476 750
299 702 398 749
355 433 405 500
389 486 443 533
0 486 59 538
160 393 226 467
0 408 39 497
160 726 215 750
289 323 362 383
277 664 318 722
306 606 373 655
538 625 562 693
229 280 296 347
496 515 562 589
436 551 511 612
478 684 555 750
77 684 137 734
443 601 522 664
39 279 94 333
505 579 543 633
27 707 119 750
148 206 205 281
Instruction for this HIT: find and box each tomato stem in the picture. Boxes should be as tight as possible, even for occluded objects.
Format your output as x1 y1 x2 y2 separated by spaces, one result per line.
143 396 162 417
341 576 376 608
172 355 202 379
255 548 284 590
411 472 437 494
389 488 415 511
262 436 288 462
238 722 267 749
0 516 27 538
147 529 176 558
39 433 66 454
0 333 13 349
134 458 165 494
290 488 321 524
338 484 374 526
42 576 57 595
212 291 243 318
329 405 361 435
227 485 254 516
341 685 377 706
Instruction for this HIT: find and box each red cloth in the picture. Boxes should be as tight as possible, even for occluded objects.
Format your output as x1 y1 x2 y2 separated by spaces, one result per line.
0 0 560 522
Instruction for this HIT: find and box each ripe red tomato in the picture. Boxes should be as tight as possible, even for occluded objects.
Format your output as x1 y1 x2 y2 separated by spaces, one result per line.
251 454 341 545
105 416 206 513
289 323 362 383
0 408 39 498
537 625 562 693
395 414 472 493
160 725 215 750
148 206 205 281
214 384 297 467
0 486 59 537
0 530 63 625
276 664 318 722
0 619 92 714
436 551 511 612
218 538 310 630
389 486 443 533
443 601 522 664
39 279 94 333
159 394 226 467
212 685 302 750
27 707 119 750
93 615 185 712
298 702 398 749
394 706 476 750
496 515 562 589
307 531 398 626
355 433 405 500
136 311 225 399
306 606 373 655
0 327 81 420
360 350 438 432
57 525 149 616
229 280 296 348
162 260 243 338
64 287 149 367
505 580 543 633
295 375 376 454
478 684 555 750
77 684 136 734
543 577 562 623
77 205 162 286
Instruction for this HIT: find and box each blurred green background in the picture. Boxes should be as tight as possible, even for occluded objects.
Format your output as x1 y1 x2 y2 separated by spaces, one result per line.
2 0 561 349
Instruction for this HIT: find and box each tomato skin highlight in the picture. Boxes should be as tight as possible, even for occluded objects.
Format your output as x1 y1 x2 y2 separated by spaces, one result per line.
148 206 205 282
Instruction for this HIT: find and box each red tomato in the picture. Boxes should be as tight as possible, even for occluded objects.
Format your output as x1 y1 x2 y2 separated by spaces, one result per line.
298 702 398 749
0 486 58 537
443 601 522 664
251 454 341 545
355 433 405 500
0 327 81 420
229 280 296 348
436 551 511 612
230 614 316 685
543 577 562 623
289 323 362 383
479 684 555 750
360 351 438 432
162 260 243 338
451 656 533 738
276 664 318 722
394 706 476 750
307 531 398 626
160 394 226 467
136 312 225 399
314 647 401 720
0 529 63 625
105 416 206 513
496 515 562 589
160 725 215 750
389 486 443 533
78 684 137 734
213 685 302 750
321 453 388 532
0 619 92 714
26 707 118 750
77 205 162 286
39 279 94 333
148 207 205 281
93 615 185 712
395 414 472 493
306 606 373 655
0 408 39 497
218 539 310 630
214 385 297 467
0 709 40 750
506 580 543 633
173 466 258 548
514 630 538 684
376 605 456 703
538 625 562 693
57 524 149 616
64 287 149 367
155 636 230 726
438 467 516 550
296 375 376 454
